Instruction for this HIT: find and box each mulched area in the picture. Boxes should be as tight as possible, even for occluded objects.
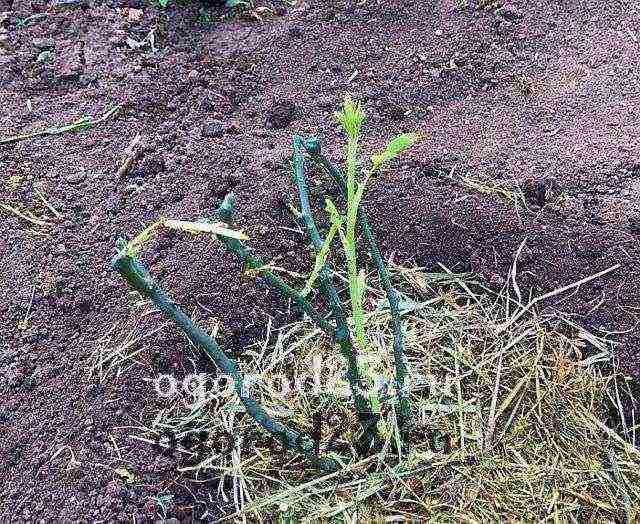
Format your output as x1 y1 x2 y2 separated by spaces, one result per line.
0 0 638 519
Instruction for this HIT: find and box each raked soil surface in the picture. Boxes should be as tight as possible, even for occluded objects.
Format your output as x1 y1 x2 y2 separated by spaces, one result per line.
0 0 639 520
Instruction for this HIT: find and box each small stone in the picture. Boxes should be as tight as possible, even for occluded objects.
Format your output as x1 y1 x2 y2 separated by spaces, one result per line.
127 8 143 23
65 171 86 184
33 37 55 50
266 99 297 129
435 29 443 36
201 120 225 138
36 51 52 64
186 69 199 82
499 3 523 22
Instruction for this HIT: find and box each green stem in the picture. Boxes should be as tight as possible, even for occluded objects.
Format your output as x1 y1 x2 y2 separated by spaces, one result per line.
215 193 335 339
292 136 380 448
111 246 340 473
303 138 410 430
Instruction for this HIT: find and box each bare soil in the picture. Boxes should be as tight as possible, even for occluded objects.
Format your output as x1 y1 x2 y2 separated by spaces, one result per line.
1 0 639 520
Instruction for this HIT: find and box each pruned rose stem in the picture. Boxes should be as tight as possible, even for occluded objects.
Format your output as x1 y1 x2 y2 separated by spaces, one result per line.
292 135 381 450
303 137 410 431
111 243 340 473
214 194 335 338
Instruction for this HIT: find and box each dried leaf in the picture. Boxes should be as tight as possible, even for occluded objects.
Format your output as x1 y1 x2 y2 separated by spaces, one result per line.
163 219 248 241
115 467 135 483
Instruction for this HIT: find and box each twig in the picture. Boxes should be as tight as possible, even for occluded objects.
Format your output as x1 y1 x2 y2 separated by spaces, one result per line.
1 104 122 145
0 203 52 227
33 186 63 219
111 243 340 473
303 138 410 430
116 134 144 178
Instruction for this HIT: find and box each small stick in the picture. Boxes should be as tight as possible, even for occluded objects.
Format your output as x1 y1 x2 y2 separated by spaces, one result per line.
0 203 52 227
0 104 122 146
33 186 63 219
496 264 621 333
116 134 143 178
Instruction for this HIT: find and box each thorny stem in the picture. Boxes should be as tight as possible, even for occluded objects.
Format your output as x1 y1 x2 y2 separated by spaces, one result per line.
111 246 340 473
292 135 381 449
303 137 411 431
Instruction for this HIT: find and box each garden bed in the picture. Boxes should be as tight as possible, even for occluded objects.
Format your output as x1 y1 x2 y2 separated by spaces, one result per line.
1 0 639 520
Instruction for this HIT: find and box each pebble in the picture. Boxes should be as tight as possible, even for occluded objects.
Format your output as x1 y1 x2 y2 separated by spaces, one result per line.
201 120 239 137
499 3 524 22
36 50 52 64
0 34 12 53
65 171 86 184
33 37 55 50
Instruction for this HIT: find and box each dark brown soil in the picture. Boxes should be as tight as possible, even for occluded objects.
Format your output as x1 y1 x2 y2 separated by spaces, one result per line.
1 0 639 520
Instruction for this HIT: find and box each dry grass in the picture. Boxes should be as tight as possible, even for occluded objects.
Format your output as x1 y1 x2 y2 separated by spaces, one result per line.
132 264 639 522
89 298 168 383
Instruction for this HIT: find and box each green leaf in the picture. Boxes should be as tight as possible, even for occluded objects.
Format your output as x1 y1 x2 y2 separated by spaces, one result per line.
335 95 365 140
159 0 170 7
325 198 343 227
370 133 420 172
300 222 339 297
